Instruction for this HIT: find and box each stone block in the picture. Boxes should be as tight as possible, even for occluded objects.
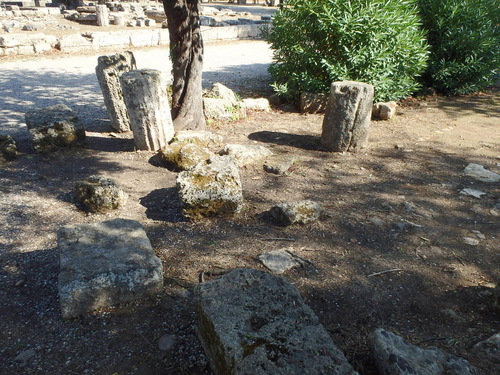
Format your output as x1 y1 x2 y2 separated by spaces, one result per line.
203 98 246 121
237 24 260 38
270 200 321 225
33 42 52 54
58 219 163 318
130 30 159 47
176 155 243 218
91 31 130 49
171 130 223 147
158 29 170 45
207 82 238 103
371 328 479 375
219 143 272 167
0 32 47 48
194 268 357 375
74 175 128 213
372 101 397 120
160 142 214 171
57 34 93 52
242 98 270 111
25 104 85 153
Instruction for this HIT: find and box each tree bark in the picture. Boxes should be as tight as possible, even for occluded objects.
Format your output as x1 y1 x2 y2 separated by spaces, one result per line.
163 0 206 131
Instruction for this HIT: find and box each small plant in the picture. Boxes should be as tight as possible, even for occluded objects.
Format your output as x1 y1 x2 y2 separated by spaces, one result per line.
417 0 500 95
264 0 429 102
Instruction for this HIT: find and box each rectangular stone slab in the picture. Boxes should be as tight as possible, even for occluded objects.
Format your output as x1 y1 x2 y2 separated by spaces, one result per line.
58 219 163 318
194 268 357 375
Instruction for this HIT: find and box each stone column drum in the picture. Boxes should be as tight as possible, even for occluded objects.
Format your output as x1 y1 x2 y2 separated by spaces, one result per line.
120 69 174 151
96 5 109 27
95 51 137 133
321 81 374 152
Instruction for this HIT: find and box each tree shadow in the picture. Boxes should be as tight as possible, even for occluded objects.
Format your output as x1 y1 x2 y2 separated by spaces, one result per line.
248 130 322 151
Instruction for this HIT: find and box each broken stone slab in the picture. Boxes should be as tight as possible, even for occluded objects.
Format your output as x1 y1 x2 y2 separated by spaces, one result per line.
219 143 273 167
321 81 374 152
270 200 321 226
464 163 500 183
300 92 328 114
371 328 479 375
263 155 295 175
74 175 128 213
25 104 85 153
203 98 246 121
194 268 357 375
159 142 215 171
257 249 301 274
372 101 397 120
170 130 223 147
460 188 486 199
0 134 18 161
120 69 174 151
96 51 137 133
58 219 163 318
176 155 243 219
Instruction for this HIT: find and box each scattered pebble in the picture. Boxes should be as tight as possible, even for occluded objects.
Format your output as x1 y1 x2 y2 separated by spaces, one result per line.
463 237 480 246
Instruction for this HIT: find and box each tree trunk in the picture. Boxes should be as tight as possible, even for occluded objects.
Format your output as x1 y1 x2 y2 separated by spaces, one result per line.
163 0 206 131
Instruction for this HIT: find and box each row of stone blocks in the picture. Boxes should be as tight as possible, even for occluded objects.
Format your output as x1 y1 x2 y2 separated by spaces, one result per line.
57 218 357 374
0 24 264 56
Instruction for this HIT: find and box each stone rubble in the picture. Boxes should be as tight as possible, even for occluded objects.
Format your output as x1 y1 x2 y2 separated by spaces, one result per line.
74 175 128 213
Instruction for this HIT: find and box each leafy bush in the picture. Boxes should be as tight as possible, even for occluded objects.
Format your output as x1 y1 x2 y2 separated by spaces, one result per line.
417 0 500 95
264 0 429 102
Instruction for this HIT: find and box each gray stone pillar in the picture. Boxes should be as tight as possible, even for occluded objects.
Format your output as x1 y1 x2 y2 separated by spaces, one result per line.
321 81 374 152
95 51 137 133
96 5 109 27
120 69 174 151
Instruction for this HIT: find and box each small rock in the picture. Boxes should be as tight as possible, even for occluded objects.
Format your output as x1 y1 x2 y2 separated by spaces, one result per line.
263 155 295 175
158 334 177 351
369 217 385 226
0 135 18 161
463 237 480 246
464 163 500 183
22 24 38 31
270 200 321 225
14 349 36 367
14 279 26 287
472 333 500 370
206 82 238 103
460 188 486 198
74 175 128 213
242 98 270 111
372 101 397 120
257 249 301 274
471 230 485 240
160 142 214 171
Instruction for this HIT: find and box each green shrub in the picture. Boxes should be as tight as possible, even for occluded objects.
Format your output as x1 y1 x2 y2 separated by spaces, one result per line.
264 0 429 102
417 0 500 95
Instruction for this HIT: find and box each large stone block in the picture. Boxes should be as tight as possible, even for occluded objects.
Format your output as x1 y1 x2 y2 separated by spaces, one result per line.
96 51 137 132
176 155 243 218
25 104 85 153
130 30 159 47
57 34 93 52
194 268 357 375
58 219 163 318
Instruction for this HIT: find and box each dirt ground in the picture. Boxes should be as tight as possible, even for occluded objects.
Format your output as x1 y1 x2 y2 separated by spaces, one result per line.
1 77 499 374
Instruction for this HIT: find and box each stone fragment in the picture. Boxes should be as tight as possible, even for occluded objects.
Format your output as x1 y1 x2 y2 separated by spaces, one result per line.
120 69 174 151
158 334 177 351
219 143 273 166
159 142 214 171
372 101 397 120
113 14 126 26
300 92 328 114
0 135 18 160
206 83 238 103
58 219 163 318
371 328 479 375
242 98 270 111
176 155 243 219
203 98 246 121
25 104 85 153
257 249 301 274
263 155 295 175
270 200 321 226
74 175 128 213
321 81 374 152
95 51 137 132
460 188 486 199
171 130 223 147
464 163 500 183
194 268 357 375
96 5 109 27
463 237 480 246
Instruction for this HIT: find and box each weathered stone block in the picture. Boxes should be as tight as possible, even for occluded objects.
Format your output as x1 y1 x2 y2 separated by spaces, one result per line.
74 175 128 213
371 328 479 375
242 98 270 111
206 82 238 103
372 101 397 120
219 143 272 167
203 98 246 121
270 200 321 225
96 51 137 132
25 104 85 153
58 219 163 318
176 155 243 218
159 142 214 171
263 155 295 175
57 34 93 52
171 130 223 147
130 30 159 47
321 81 374 152
194 268 357 375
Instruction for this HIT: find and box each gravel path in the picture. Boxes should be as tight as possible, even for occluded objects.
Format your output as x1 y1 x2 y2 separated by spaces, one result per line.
0 40 273 141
